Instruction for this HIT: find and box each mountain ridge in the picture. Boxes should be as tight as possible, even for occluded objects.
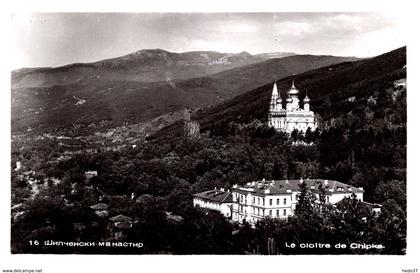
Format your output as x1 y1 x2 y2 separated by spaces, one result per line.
11 49 357 89
11 53 358 134
11 49 265 88
150 46 406 141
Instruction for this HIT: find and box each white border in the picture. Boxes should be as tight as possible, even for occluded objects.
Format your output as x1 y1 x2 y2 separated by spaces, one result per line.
1 1 419 273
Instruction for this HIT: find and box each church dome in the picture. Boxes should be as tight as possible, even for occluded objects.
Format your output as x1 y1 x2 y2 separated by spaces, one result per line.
286 97 293 103
303 95 310 103
276 98 282 104
287 80 300 96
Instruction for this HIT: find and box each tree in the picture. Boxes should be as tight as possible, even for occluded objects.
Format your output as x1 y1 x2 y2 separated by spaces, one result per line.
295 180 316 216
375 199 406 254
291 129 299 142
329 194 376 253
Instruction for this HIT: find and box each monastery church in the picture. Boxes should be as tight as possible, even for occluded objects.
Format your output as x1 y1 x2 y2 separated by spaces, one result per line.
268 80 317 133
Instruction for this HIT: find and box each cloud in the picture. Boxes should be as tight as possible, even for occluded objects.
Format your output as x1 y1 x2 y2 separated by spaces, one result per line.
271 13 403 49
188 38 240 53
220 24 257 33
324 14 363 26
319 13 401 36
12 13 406 68
274 22 312 37
274 14 368 40
356 26 406 56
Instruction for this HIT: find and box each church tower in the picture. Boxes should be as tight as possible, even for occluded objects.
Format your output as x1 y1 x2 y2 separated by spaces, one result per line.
287 80 300 110
268 79 317 134
303 91 311 111
270 82 279 109
268 80 285 129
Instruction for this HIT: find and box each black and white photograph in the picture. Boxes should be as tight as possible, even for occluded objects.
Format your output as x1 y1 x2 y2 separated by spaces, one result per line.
3 1 419 272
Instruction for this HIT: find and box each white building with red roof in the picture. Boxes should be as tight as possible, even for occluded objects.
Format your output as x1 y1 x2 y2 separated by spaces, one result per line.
231 178 364 225
192 179 376 226
193 188 233 218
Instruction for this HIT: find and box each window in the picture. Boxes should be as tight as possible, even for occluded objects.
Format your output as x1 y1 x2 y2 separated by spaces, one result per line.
263 199 265 206
240 195 243 203
283 198 287 205
327 196 330 203
276 210 279 217
253 197 255 204
269 199 272 206
283 209 286 216
269 210 272 216
277 198 280 205
258 198 260 205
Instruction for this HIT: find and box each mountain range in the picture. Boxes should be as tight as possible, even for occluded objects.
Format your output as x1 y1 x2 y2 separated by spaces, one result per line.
151 46 406 141
11 49 358 134
12 50 265 88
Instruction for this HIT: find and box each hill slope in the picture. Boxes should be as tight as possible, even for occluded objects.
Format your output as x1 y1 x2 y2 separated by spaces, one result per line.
11 49 264 89
255 52 296 59
151 47 406 141
11 54 356 134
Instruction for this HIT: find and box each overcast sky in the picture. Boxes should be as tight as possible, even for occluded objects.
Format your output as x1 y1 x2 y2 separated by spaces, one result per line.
11 12 406 69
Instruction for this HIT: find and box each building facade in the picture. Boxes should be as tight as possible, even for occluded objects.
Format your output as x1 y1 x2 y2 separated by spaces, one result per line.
192 179 369 225
231 179 364 225
268 80 317 133
193 188 233 218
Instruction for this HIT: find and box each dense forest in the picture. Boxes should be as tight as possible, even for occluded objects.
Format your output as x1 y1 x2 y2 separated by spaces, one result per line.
10 48 406 254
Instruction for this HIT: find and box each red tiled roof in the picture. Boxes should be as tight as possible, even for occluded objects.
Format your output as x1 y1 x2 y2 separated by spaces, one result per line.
95 210 109 217
193 189 233 203
109 214 132 222
165 212 184 223
90 203 109 210
114 221 131 229
233 179 363 196
361 201 382 208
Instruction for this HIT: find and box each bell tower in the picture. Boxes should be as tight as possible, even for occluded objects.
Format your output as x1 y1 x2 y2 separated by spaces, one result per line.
304 90 310 111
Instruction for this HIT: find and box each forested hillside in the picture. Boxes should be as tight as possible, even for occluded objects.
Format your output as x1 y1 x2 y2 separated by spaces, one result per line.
152 46 405 140
11 47 406 254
